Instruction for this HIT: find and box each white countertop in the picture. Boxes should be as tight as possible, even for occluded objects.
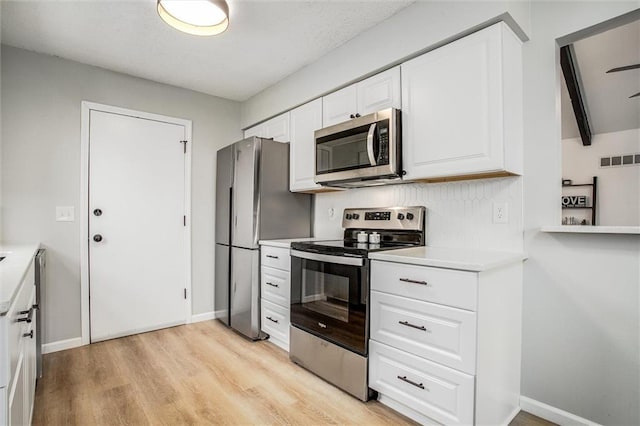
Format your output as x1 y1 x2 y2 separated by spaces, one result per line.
369 246 526 272
259 237 331 248
0 243 40 315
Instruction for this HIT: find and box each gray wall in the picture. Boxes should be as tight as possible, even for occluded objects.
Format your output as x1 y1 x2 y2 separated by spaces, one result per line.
522 2 639 424
240 1 640 424
1 45 242 344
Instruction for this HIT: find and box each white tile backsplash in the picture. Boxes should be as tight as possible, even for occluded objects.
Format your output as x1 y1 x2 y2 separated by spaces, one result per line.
314 177 523 251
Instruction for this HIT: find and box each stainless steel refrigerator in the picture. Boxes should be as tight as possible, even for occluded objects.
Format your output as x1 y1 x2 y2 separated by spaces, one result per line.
215 137 312 339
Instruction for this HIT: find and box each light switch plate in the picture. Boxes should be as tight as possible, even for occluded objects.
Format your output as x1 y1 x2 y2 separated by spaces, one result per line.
56 206 75 222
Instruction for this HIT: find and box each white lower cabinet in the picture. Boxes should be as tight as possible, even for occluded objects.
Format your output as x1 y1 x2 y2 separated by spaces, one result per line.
369 259 522 425
370 291 477 374
1 260 37 426
259 244 291 351
261 300 289 348
370 341 475 426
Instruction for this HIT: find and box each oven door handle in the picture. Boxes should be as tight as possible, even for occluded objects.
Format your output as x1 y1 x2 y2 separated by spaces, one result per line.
290 250 364 267
366 123 377 166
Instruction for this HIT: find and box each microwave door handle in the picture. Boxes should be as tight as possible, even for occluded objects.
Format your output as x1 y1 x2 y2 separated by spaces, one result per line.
366 123 377 166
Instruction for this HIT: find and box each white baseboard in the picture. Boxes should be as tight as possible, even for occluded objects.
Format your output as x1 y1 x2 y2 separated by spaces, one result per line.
191 311 216 323
214 309 227 319
42 337 83 354
520 396 601 426
503 406 521 426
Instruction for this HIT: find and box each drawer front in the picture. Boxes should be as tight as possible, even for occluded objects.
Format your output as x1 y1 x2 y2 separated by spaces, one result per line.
371 291 477 374
261 246 290 271
261 266 290 306
371 261 478 311
261 299 290 349
369 340 475 426
4 263 35 388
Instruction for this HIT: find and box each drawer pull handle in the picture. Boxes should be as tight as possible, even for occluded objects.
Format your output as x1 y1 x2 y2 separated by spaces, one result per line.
266 316 279 324
397 375 426 390
23 330 34 339
266 282 279 288
266 255 279 259
399 320 429 332
399 278 429 286
17 307 34 323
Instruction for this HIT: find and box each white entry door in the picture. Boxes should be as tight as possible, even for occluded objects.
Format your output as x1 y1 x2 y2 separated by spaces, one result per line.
89 109 188 342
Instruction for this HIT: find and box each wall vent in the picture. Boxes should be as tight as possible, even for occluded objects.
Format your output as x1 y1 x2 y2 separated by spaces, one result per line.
599 153 640 168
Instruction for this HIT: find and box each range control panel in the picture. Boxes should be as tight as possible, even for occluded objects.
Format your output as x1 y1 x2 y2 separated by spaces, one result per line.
342 206 426 230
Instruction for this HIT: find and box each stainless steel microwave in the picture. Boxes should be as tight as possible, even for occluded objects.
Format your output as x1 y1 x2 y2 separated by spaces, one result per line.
314 108 401 188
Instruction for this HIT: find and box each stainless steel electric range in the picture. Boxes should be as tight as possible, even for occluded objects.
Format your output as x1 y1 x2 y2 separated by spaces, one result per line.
289 206 426 401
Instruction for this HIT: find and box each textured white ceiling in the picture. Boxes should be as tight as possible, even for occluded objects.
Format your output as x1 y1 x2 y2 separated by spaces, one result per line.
1 0 414 101
562 19 640 139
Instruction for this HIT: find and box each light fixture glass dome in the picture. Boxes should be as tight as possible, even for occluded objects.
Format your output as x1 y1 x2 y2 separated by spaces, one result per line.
157 0 229 36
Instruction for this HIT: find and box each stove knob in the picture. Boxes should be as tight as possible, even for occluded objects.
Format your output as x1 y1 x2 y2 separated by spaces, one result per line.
406 213 414 220
397 213 405 220
352 213 360 220
345 213 352 220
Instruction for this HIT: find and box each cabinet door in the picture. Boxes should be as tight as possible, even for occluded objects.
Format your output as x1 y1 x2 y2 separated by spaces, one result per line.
322 84 357 127
402 23 508 180
263 113 290 142
24 323 36 424
357 66 401 116
244 124 264 139
290 99 323 192
8 353 25 426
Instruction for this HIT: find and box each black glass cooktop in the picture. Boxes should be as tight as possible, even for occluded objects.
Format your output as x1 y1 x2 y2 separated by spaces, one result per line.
291 239 417 258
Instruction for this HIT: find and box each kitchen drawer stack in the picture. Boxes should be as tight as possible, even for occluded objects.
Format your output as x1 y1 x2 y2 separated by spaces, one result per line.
368 259 522 425
1 259 38 426
260 245 292 351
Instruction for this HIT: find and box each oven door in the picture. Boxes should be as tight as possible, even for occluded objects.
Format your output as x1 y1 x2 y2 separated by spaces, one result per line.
290 250 369 356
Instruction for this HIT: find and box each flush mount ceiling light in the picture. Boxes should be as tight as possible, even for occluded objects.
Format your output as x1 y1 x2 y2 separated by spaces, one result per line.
157 0 229 36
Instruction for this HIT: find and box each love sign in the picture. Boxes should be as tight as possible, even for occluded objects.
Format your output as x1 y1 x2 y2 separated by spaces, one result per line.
561 195 588 207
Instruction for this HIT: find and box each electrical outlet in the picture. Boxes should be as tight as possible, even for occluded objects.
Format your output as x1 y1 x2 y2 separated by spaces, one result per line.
56 206 75 222
493 202 508 224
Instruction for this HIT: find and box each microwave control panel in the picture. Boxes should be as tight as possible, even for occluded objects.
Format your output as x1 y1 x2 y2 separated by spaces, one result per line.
377 126 389 165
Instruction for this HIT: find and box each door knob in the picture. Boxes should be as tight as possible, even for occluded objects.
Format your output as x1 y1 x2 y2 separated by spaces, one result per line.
93 234 103 242
350 114 355 119
355 113 361 118
93 208 103 216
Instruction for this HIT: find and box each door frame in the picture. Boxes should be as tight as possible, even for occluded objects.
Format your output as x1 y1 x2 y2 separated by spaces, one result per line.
80 101 193 345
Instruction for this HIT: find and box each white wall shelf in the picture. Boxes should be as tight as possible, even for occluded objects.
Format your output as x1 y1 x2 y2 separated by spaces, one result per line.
541 226 640 235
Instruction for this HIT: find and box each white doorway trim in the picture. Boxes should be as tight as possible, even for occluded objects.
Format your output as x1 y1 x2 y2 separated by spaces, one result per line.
80 101 193 346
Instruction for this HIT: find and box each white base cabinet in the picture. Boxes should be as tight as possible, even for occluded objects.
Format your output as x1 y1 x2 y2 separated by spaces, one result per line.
401 22 523 181
1 260 37 426
369 259 522 425
259 245 291 351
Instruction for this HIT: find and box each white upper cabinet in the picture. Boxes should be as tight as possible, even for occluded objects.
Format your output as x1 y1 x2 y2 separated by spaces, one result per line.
243 112 291 142
322 85 357 128
401 22 523 181
290 99 323 192
322 67 401 127
357 67 401 116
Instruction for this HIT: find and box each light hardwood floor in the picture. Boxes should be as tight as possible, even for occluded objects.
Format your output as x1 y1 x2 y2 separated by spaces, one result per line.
33 320 555 425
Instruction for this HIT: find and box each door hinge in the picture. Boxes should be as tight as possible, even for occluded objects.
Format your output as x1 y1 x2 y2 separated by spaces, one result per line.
184 288 187 299
183 215 186 227
180 140 188 154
